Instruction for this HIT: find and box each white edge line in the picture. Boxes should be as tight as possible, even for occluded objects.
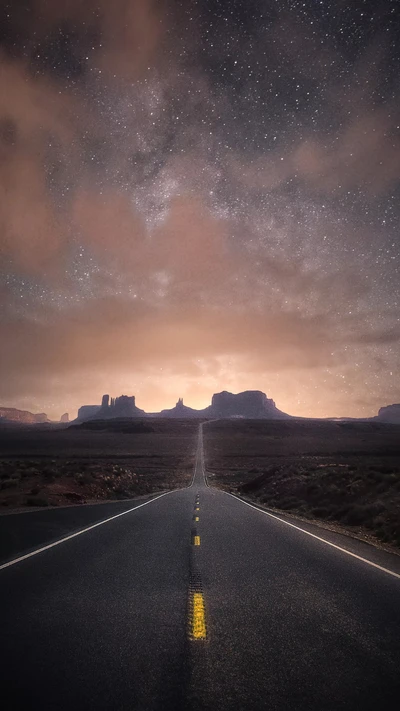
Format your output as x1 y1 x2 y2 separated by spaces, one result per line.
225 492 400 581
0 491 174 571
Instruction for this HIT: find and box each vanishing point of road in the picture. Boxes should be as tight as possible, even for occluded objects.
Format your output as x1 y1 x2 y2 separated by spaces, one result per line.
1 424 399 710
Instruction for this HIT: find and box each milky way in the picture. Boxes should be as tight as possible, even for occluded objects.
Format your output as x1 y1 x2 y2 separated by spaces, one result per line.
0 0 399 419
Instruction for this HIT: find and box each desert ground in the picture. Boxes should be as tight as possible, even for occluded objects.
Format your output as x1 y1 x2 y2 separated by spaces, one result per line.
203 419 400 549
0 419 198 510
2 417 399 551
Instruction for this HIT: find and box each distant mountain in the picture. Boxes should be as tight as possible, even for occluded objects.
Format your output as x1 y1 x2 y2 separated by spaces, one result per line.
0 407 49 424
205 390 289 419
376 404 400 424
77 394 144 421
158 391 289 420
97 394 145 418
160 398 203 418
77 405 101 421
76 390 290 422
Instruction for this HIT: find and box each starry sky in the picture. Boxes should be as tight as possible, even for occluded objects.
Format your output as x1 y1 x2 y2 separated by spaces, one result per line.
0 0 399 420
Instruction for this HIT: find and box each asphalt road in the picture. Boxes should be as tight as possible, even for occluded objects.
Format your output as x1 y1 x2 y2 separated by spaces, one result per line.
0 494 162 565
1 425 400 710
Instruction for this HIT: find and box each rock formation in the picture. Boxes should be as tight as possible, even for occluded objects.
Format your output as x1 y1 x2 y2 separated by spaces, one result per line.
77 405 100 421
206 390 288 419
77 394 145 421
0 407 49 424
377 404 400 424
60 413 69 423
76 389 289 421
160 398 202 418
97 394 145 418
158 391 289 419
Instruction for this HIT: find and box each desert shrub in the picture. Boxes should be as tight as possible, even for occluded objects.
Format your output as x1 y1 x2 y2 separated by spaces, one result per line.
311 506 331 518
64 492 83 501
20 468 34 478
376 529 390 542
113 488 131 498
75 472 96 486
1 479 18 490
367 501 385 516
26 496 49 507
279 496 301 510
306 482 319 494
373 514 386 527
297 504 312 514
261 495 276 506
42 469 55 481
335 504 351 520
371 468 386 479
342 505 370 526
374 465 393 474
323 483 343 498
346 479 365 495
384 472 398 485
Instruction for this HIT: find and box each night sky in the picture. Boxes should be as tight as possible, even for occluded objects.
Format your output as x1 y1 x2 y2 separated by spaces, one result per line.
0 0 399 420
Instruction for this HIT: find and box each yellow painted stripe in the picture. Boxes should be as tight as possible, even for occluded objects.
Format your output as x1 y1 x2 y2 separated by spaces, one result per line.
195 507 200 511
195 516 199 522
191 592 207 639
194 535 200 546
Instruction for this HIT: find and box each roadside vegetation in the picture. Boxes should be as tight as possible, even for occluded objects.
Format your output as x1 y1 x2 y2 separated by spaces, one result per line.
204 419 400 549
0 419 197 510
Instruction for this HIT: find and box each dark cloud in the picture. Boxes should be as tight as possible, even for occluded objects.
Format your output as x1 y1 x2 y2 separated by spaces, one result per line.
355 327 400 345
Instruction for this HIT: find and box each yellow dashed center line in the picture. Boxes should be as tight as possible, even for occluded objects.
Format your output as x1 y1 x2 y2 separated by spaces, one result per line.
190 592 207 639
188 476 206 641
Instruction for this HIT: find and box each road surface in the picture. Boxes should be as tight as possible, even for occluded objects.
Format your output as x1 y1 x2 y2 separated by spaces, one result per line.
1 424 400 710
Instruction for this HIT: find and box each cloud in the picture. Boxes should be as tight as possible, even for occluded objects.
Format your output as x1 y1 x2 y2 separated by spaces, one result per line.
0 296 333 383
0 1 398 419
20 0 168 79
1 291 397 418
354 326 400 345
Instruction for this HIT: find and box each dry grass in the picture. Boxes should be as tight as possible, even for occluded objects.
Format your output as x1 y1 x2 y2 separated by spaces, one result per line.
0 419 197 509
203 419 400 548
